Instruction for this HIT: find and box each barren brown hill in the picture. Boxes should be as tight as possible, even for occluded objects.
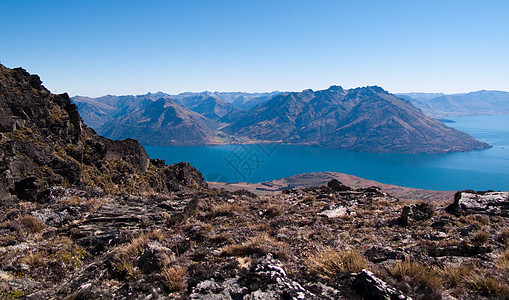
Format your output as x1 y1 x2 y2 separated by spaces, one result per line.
208 171 456 203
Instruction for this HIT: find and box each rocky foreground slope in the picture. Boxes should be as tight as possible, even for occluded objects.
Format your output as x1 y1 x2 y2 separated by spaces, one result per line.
1 65 509 299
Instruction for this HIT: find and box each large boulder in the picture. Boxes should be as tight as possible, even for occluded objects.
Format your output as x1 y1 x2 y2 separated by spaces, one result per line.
446 191 509 216
399 203 434 226
353 269 411 300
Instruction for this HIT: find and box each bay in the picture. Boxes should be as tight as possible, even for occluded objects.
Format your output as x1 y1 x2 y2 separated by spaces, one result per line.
144 114 509 191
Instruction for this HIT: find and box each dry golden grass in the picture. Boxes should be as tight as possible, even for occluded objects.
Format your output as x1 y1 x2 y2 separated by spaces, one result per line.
161 265 186 292
60 196 83 205
301 195 316 203
499 227 509 247
209 202 244 217
120 229 165 257
114 261 139 278
221 233 288 258
471 230 489 245
0 234 16 246
20 236 85 271
390 259 443 293
465 274 509 297
440 264 474 288
497 249 509 270
111 229 166 278
22 250 47 266
18 214 45 233
308 248 369 279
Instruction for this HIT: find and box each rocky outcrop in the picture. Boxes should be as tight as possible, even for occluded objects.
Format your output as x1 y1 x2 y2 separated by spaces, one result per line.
190 254 317 299
353 270 411 300
446 191 509 216
399 203 434 226
0 64 206 205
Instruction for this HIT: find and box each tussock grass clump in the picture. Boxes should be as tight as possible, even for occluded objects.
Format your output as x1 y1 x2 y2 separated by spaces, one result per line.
440 264 474 288
209 202 243 217
465 274 509 297
308 248 369 279
22 250 46 267
18 214 45 233
499 227 509 247
161 265 186 292
123 229 165 256
21 236 86 270
390 259 443 294
111 230 165 278
497 249 509 270
471 230 489 245
221 233 288 258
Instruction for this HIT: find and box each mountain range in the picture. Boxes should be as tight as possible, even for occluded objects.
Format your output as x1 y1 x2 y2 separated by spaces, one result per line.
72 87 491 153
397 90 509 118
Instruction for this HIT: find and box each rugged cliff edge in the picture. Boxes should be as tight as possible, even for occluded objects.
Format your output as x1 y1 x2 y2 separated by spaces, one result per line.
0 64 206 205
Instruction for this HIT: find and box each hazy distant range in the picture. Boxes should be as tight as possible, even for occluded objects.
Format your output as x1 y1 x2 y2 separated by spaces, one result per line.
71 88 508 153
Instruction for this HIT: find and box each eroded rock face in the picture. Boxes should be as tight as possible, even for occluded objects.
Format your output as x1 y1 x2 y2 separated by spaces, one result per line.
0 64 206 205
190 254 316 299
399 203 434 226
446 191 509 216
353 270 411 300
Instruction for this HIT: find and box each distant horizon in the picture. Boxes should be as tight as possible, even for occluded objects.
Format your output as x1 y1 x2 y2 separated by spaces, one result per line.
68 84 508 99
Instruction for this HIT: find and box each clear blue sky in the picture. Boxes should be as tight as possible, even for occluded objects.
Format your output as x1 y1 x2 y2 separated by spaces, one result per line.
1 1 508 97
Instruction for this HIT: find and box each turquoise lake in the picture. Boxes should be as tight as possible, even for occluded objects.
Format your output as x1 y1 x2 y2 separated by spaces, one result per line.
144 114 509 191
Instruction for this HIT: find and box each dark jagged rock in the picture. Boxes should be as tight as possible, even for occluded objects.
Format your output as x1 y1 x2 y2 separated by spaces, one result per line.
446 190 509 216
399 203 434 226
190 254 317 299
364 246 405 263
0 64 206 205
137 241 175 274
353 270 411 300
427 242 492 257
327 179 350 191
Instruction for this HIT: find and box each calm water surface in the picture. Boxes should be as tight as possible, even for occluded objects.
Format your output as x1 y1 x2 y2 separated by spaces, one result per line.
144 114 509 191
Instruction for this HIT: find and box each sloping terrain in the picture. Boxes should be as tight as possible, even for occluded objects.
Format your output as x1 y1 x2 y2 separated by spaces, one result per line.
0 64 206 206
399 90 509 118
98 98 219 146
72 93 167 127
208 171 456 203
172 93 240 121
223 86 491 153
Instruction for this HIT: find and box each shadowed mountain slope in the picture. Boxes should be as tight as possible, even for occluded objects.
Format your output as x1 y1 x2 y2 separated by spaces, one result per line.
223 86 491 153
98 98 219 146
